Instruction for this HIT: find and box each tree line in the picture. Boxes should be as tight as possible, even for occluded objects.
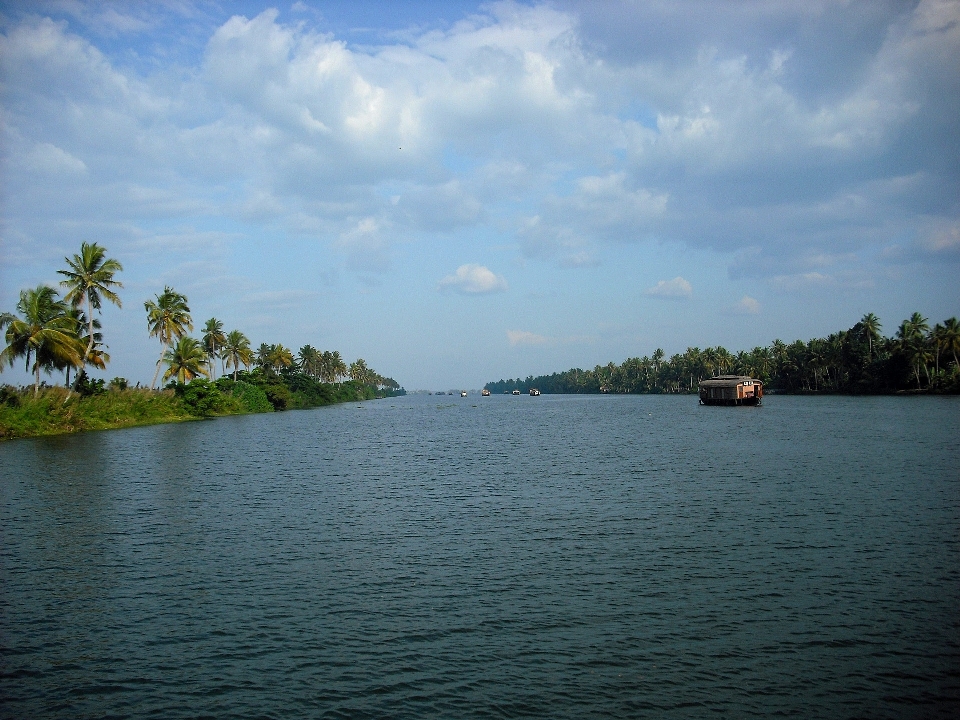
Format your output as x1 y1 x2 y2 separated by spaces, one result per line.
1 243 401 402
485 312 960 396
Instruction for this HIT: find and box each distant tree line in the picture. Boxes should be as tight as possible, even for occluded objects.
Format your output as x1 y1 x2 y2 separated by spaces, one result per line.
485 313 960 395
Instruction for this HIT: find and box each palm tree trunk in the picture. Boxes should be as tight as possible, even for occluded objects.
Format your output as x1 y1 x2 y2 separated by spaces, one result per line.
151 340 170 389
85 294 95 363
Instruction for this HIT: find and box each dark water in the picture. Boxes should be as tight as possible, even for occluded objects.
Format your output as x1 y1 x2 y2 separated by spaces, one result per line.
2 394 959 718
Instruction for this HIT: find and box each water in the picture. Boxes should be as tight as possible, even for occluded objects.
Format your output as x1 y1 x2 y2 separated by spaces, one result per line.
2 394 958 718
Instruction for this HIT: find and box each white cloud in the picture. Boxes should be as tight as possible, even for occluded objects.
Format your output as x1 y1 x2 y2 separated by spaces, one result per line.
919 222 960 255
24 142 88 175
336 218 392 271
507 330 549 346
731 295 761 315
438 264 508 294
644 276 692 299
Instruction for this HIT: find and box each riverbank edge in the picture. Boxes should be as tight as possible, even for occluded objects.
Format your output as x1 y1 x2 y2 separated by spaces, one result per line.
0 384 384 441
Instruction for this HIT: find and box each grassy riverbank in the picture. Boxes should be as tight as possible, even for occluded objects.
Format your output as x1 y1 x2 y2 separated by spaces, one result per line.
0 372 397 441
0 387 200 439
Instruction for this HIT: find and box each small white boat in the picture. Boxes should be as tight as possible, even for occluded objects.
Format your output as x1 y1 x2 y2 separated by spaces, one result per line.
512 389 521 395
461 391 468 397
529 388 540 396
481 389 490 396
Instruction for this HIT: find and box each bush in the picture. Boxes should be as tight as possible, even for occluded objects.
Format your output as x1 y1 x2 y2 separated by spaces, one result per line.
168 378 228 416
73 371 105 396
230 381 273 413
262 382 291 411
0 385 20 408
109 377 129 391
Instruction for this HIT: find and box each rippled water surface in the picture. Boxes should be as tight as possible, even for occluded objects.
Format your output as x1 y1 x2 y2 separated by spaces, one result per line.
2 394 959 718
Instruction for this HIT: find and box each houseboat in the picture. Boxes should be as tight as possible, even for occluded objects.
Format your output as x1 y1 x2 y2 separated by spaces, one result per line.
481 389 491 396
529 388 541 396
698 375 763 406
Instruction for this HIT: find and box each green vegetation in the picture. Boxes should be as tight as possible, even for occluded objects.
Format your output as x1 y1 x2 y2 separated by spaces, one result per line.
1 243 404 440
0 386 200 440
486 313 960 396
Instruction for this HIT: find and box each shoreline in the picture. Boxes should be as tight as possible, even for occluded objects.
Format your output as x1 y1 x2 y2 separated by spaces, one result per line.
0 381 394 441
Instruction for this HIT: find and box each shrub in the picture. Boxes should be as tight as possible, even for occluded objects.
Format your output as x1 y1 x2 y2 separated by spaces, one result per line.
73 371 105 396
262 382 291 411
229 381 273 413
109 377 129 391
168 378 227 416
0 385 20 408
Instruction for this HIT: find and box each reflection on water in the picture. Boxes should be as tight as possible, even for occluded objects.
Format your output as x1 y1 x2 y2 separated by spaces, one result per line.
2 394 959 718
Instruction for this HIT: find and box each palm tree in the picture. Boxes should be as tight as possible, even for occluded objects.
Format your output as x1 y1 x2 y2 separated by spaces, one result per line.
859 313 882 361
298 345 320 379
201 318 226 380
325 350 347 383
58 242 122 367
162 336 209 384
1 286 85 395
59 307 102 387
268 344 294 372
145 287 192 389
941 317 960 369
349 358 370 385
897 313 931 389
256 343 272 370
223 330 254 381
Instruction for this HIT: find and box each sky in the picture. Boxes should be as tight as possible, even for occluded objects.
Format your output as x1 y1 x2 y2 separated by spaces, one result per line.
1 0 958 391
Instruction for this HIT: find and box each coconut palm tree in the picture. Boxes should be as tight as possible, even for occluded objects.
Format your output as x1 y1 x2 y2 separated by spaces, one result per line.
1 286 85 395
897 313 931 389
323 350 349 382
201 318 227 380
223 330 254 381
256 343 272 370
859 313 882 361
145 287 192 389
941 317 960 369
268 344 294 372
298 345 320 379
55 307 112 389
349 358 370 385
162 336 209 384
58 242 122 367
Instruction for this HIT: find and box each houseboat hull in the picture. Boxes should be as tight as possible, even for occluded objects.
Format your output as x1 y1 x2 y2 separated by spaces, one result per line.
698 376 763 406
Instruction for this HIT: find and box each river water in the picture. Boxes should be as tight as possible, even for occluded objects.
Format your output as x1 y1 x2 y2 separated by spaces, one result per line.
2 393 958 718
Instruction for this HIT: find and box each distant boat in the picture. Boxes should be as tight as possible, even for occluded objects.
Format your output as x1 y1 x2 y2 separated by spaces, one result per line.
512 389 521 395
529 388 540 396
481 389 490 396
461 391 468 397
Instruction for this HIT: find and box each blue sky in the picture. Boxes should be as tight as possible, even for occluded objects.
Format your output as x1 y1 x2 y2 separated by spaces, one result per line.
1 0 958 390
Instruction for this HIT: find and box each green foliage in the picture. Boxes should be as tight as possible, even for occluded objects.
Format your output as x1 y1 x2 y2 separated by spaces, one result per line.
0 387 195 440
215 378 273 413
72 370 106 396
0 385 20 408
167 378 235 416
109 377 128 391
485 313 960 396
